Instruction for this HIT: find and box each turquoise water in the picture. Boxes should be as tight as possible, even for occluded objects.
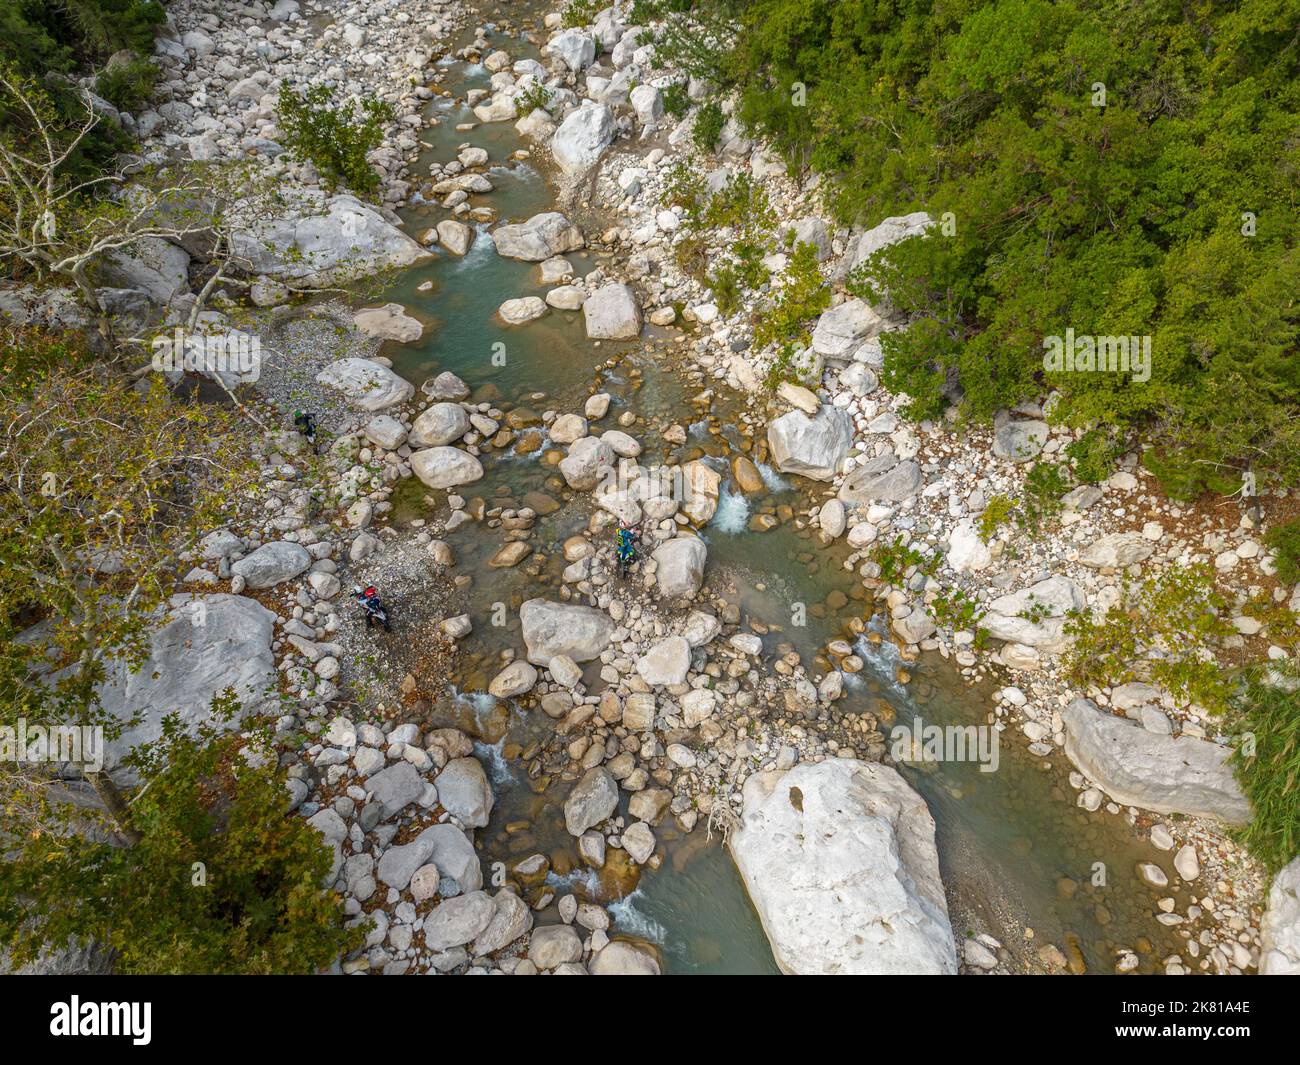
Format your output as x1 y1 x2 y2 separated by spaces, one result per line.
372 22 1193 974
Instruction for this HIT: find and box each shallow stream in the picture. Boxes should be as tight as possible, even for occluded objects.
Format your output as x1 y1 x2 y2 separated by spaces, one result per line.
367 11 1192 974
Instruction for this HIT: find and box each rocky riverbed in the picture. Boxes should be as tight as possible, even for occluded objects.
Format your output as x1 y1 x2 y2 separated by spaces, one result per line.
12 0 1299 976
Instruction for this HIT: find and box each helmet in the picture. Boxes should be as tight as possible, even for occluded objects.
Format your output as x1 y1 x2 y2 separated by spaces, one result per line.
352 585 363 595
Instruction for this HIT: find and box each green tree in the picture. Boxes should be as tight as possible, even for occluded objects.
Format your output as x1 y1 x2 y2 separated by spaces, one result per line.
277 82 395 196
0 704 361 974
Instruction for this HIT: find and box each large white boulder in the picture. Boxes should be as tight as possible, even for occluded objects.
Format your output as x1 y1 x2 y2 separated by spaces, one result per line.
947 521 991 573
90 594 278 774
980 575 1084 651
651 536 707 599
547 29 596 71
1061 698 1250 823
520 599 614 665
230 541 310 588
1261 857 1300 974
316 358 415 412
729 759 958 974
352 303 423 343
409 403 470 447
551 102 616 176
842 212 932 277
809 299 882 360
232 194 431 287
767 406 853 482
492 212 585 261
582 282 641 339
409 446 485 489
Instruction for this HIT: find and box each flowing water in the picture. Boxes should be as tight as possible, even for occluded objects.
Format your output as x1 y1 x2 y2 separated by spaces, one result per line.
368 10 1195 973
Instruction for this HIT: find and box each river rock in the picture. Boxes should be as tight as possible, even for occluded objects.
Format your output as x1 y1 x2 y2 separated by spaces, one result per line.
90 594 277 774
681 460 721 523
767 406 853 482
549 413 588 445
582 282 642 340
364 414 407 450
498 296 548 325
838 455 922 503
425 891 496 951
547 29 596 71
230 541 310 588
424 370 470 400
980 575 1085 652
410 446 485 489
472 890 533 955
526 923 582 969
947 521 991 573
367 761 424 818
1061 698 1250 823
636 636 691 686
437 218 473 255
589 940 661 975
651 536 707 598
521 599 614 664
809 299 882 360
378 837 436 891
316 358 415 412
409 403 470 447
489 660 538 698
1261 857 1300 975
559 435 615 490
552 102 617 176
493 212 585 260
231 194 431 287
434 757 494 828
1078 532 1155 569
417 823 482 891
992 419 1049 463
729 759 958 974
564 766 619 836
352 303 423 343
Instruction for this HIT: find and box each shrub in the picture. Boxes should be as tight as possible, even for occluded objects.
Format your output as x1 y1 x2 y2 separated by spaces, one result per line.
95 53 157 111
516 82 552 116
277 81 394 195
0 704 362 974
1064 429 1123 485
1265 518 1300 586
871 536 935 585
1228 664 1300 873
753 241 828 355
931 587 985 630
691 100 725 153
978 494 1015 541
661 81 690 117
1018 461 1070 533
724 0 1300 495
561 0 603 28
1064 563 1235 713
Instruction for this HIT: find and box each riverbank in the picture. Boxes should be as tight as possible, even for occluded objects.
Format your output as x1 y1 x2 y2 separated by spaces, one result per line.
8 0 1295 976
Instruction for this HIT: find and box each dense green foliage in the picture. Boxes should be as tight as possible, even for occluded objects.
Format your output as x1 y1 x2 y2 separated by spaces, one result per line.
1064 563 1235 713
665 0 1300 496
0 2 164 174
1266 517 1300 586
1229 665 1300 873
0 0 163 78
277 82 395 196
0 708 360 974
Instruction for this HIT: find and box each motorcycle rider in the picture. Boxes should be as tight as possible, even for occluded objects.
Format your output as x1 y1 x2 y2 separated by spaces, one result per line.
352 584 392 632
615 522 638 578
293 409 318 454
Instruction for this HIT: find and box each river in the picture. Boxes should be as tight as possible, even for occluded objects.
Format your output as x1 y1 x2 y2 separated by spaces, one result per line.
366 8 1193 975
